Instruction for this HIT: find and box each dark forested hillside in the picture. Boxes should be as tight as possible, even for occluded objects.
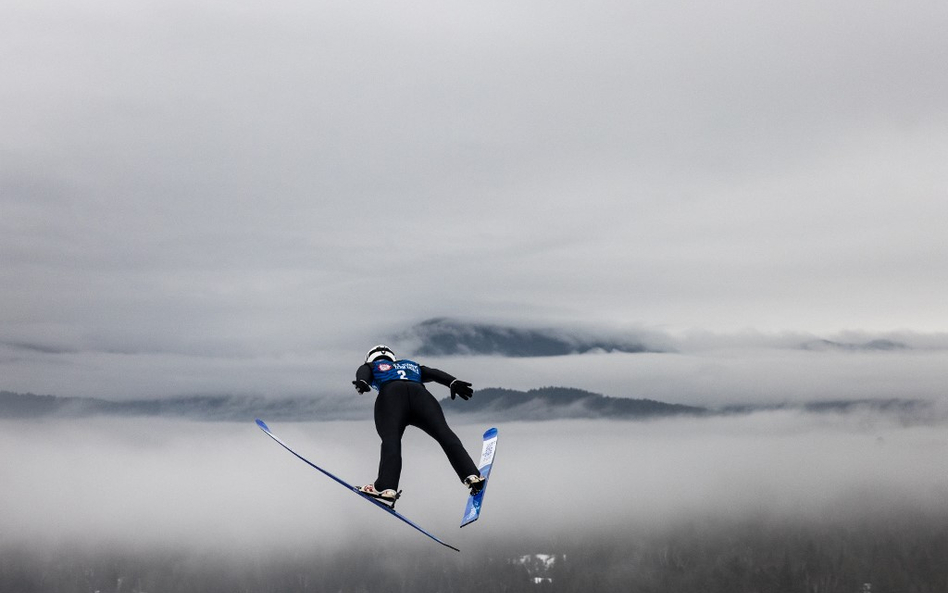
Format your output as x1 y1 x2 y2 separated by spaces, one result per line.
2 389 932 423
442 387 706 420
3 515 945 593
0 388 704 422
0 390 367 422
400 317 662 357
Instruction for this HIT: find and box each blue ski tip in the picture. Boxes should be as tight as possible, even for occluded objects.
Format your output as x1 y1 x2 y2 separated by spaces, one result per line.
255 418 270 431
484 427 498 439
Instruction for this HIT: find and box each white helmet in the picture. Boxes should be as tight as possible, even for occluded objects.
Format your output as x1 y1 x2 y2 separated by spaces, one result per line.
365 344 396 364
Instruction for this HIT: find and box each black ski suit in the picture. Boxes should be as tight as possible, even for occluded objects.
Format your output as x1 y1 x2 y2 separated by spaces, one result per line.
355 360 479 491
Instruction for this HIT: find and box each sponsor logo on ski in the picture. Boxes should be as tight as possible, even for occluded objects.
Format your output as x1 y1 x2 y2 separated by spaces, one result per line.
481 440 496 464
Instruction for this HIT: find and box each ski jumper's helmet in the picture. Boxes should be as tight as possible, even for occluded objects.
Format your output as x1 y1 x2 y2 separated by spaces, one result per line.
365 345 396 363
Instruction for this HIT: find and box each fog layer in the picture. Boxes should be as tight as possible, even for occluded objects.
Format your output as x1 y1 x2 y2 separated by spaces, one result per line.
2 411 945 554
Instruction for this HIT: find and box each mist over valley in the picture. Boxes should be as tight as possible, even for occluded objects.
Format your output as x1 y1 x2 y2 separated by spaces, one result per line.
2 400 946 591
3 325 948 591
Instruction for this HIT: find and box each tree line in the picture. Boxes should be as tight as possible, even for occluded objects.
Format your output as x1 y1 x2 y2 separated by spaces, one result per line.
2 514 946 593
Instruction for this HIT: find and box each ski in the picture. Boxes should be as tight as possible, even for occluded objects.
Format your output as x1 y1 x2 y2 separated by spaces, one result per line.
255 419 460 552
460 427 498 528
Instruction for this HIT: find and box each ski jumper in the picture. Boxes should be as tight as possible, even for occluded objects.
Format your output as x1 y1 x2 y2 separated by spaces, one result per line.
356 359 479 491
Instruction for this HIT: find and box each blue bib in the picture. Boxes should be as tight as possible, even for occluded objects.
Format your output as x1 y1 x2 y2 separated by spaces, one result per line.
370 359 422 390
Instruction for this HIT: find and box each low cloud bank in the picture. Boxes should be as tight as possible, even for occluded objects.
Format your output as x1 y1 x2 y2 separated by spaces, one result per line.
4 320 948 405
2 409 946 555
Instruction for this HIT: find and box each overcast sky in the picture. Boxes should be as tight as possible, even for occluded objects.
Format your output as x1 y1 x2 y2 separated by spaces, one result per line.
2 0 947 400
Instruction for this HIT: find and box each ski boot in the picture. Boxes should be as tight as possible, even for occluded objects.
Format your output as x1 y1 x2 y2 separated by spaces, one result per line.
464 474 485 496
358 483 401 507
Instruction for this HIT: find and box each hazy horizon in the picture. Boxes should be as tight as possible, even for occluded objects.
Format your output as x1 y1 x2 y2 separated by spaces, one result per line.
2 409 946 555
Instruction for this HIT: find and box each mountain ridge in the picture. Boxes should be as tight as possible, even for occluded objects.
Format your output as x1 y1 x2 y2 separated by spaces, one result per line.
442 386 706 421
397 317 664 357
2 389 932 423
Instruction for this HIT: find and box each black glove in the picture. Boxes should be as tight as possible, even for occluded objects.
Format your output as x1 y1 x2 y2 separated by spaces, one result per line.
352 380 370 394
450 379 473 401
